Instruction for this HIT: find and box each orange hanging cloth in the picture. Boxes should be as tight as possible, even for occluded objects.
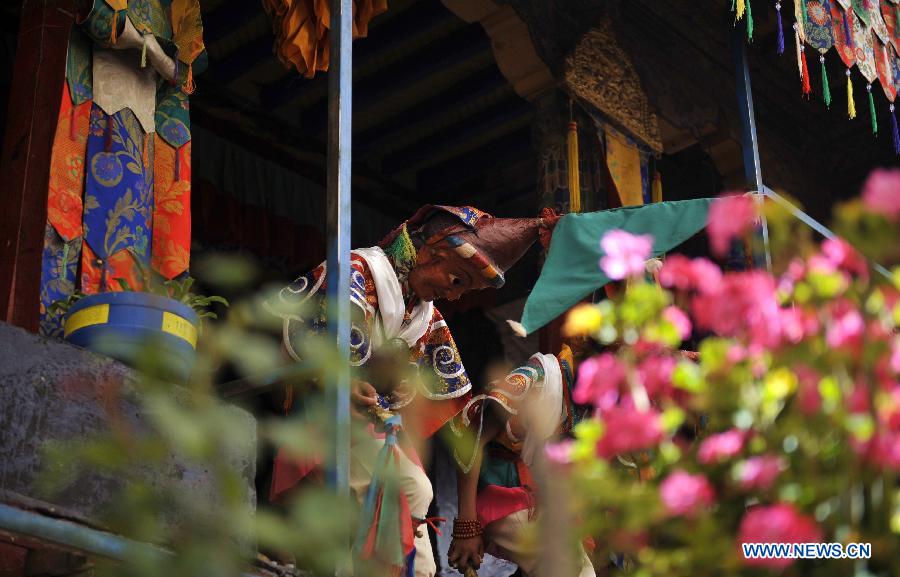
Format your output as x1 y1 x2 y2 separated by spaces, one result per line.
263 0 388 78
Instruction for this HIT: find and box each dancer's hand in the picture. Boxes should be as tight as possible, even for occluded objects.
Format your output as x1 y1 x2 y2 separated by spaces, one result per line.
350 380 378 419
448 535 484 572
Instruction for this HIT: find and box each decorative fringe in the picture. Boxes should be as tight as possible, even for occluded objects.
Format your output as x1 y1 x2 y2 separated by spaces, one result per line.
104 115 113 152
69 105 77 140
652 171 663 203
183 64 195 95
801 46 811 97
141 35 148 68
736 0 746 20
843 9 854 48
868 84 878 135
795 23 803 79
891 104 900 154
746 0 754 40
847 70 857 119
820 55 831 108
776 2 785 54
567 120 581 213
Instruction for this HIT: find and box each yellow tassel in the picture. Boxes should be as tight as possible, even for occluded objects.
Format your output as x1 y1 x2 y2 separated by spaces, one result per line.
736 0 746 20
567 121 581 213
110 11 118 44
651 171 663 203
847 71 857 119
183 63 195 95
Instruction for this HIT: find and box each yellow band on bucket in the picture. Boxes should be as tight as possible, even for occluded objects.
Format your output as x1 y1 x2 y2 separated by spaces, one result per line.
162 311 198 349
64 304 110 337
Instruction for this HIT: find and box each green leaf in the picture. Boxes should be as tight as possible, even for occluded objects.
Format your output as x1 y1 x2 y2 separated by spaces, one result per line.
113 277 133 292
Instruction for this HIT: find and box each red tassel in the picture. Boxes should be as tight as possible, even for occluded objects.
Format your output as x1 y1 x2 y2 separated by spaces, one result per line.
69 105 77 141
801 46 811 97
104 115 113 151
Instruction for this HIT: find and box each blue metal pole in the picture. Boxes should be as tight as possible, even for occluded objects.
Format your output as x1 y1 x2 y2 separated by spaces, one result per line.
732 26 772 271
0 503 164 562
326 0 352 572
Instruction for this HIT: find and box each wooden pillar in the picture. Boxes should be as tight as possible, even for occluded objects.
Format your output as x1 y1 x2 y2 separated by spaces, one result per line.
0 0 74 332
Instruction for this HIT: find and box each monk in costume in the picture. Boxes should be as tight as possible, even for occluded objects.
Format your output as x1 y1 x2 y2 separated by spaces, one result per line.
447 343 595 577
265 205 557 577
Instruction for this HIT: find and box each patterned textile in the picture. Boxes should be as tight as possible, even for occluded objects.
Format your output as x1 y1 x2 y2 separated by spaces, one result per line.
82 105 154 289
171 0 204 66
47 84 90 242
833 2 859 68
152 136 191 278
605 127 645 207
39 2 204 336
66 29 93 105
807 0 836 53
881 0 900 47
876 37 898 98
267 252 473 410
854 11 878 82
39 225 82 338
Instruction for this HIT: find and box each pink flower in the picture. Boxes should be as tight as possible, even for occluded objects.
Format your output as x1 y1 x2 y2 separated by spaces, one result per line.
663 306 692 340
544 440 574 465
599 230 654 280
825 302 864 349
890 339 900 374
637 355 676 399
574 353 625 409
861 168 900 219
736 455 786 491
691 271 785 349
707 194 756 257
821 238 869 280
738 504 823 569
873 431 900 469
697 429 745 464
596 407 663 458
659 255 722 294
660 470 715 516
795 365 822 415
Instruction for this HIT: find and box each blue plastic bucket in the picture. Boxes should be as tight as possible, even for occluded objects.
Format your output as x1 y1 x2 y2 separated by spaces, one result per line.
63 292 199 382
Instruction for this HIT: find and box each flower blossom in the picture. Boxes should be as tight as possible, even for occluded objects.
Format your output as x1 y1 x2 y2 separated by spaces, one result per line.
738 504 822 569
735 455 786 491
660 470 715 516
596 407 663 458
574 353 625 409
663 306 692 341
697 429 745 464
691 271 785 349
861 168 900 220
637 355 676 399
825 301 864 349
544 440 575 465
659 254 722 294
599 230 654 280
707 194 756 257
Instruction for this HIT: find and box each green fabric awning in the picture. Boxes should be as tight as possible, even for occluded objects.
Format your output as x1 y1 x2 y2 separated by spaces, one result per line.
520 199 713 335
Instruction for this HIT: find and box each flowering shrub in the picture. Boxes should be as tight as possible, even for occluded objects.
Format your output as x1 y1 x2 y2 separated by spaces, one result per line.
552 171 900 575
